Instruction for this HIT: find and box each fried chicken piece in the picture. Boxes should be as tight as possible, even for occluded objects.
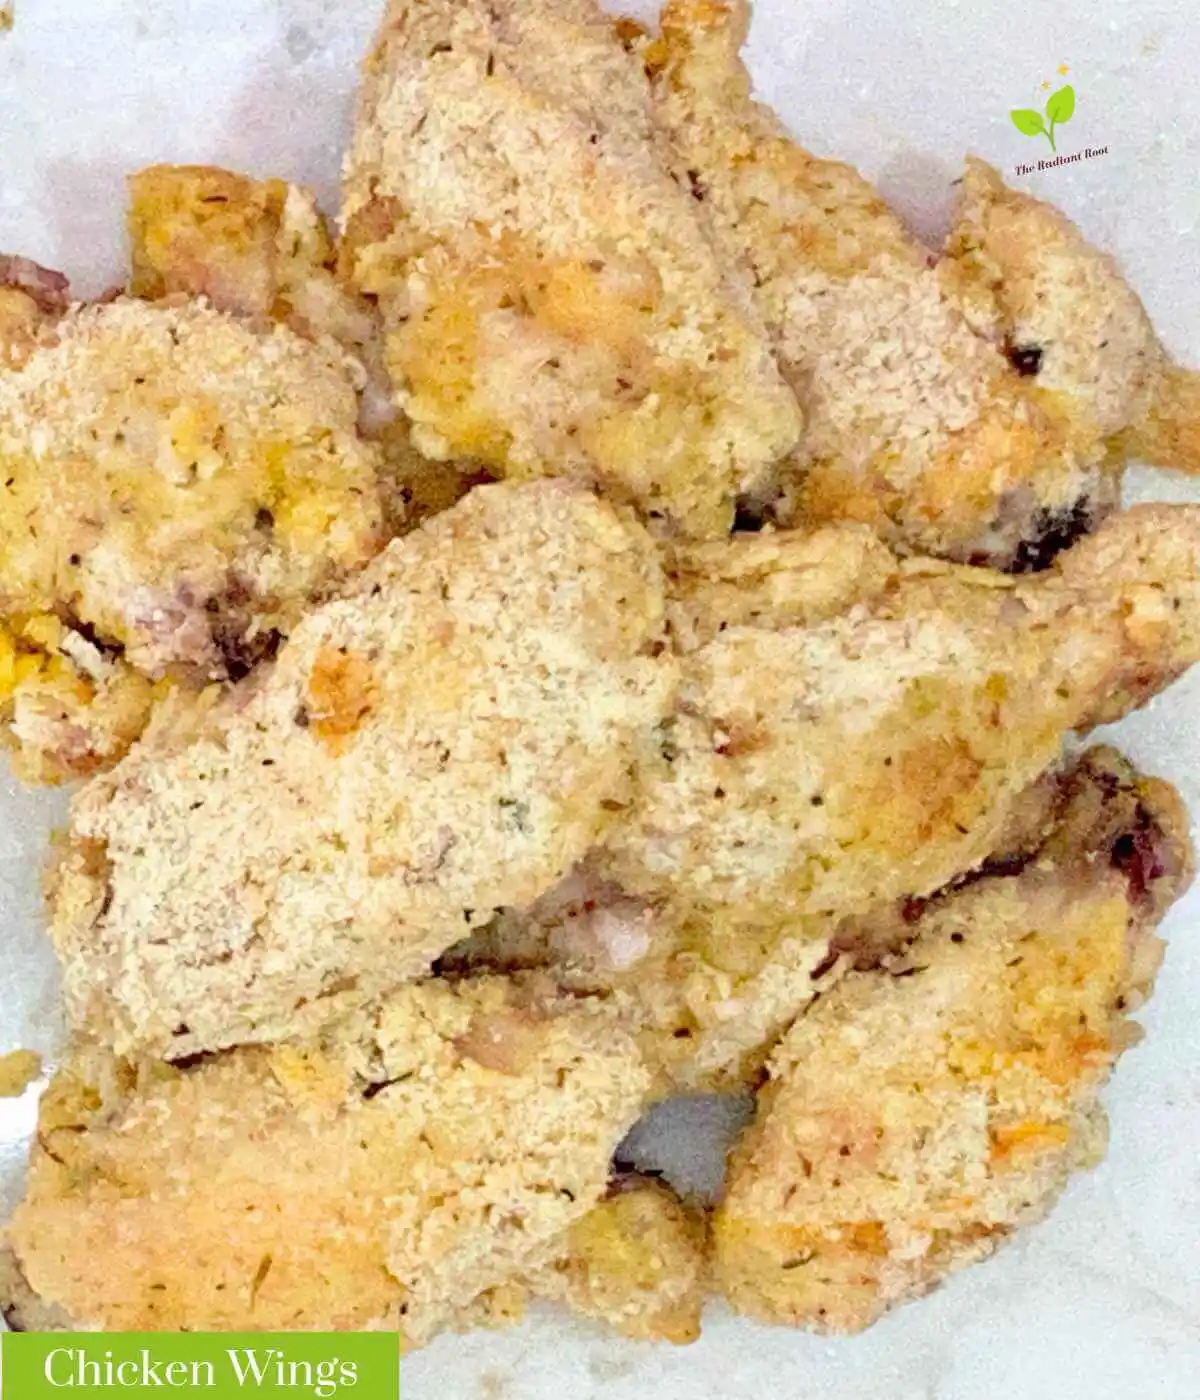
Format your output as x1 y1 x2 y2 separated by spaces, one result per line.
341 0 801 538
713 746 1193 1332
443 506 1200 1092
605 505 1200 929
644 0 1113 567
944 157 1200 474
528 1174 708 1344
51 482 672 1059
129 163 488 534
5 977 649 1345
0 297 384 781
442 770 1073 1098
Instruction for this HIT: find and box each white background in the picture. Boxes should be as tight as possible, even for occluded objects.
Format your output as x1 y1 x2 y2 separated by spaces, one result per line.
1 1 1199 1395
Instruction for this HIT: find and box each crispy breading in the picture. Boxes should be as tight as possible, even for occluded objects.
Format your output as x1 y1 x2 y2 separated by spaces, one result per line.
342 0 801 538
51 482 673 1059
441 762 1077 1097
6 977 650 1346
128 163 488 535
445 507 1200 1093
0 297 384 781
645 0 1114 567
605 506 1200 929
546 506 1198 1089
0 1048 41 1097
944 157 1200 471
529 1175 708 1344
713 746 1193 1332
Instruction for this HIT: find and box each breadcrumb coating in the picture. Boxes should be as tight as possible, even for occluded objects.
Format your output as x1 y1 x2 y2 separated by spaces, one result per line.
504 505 1200 1090
529 1174 708 1344
644 0 1113 567
665 524 897 652
0 1048 41 1097
606 506 1200 931
6 977 650 1345
714 746 1193 1332
342 0 801 538
0 296 384 781
128 163 488 535
51 481 673 1059
944 157 1200 472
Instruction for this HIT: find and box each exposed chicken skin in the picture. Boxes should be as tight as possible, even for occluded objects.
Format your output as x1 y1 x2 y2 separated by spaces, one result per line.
944 157 1200 474
341 0 801 538
643 0 1116 567
5 977 650 1346
713 746 1193 1333
50 482 673 1060
0 296 384 782
0 255 68 370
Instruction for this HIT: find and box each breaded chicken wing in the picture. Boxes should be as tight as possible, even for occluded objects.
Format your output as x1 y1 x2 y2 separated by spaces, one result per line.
944 157 1200 473
605 505 1200 930
714 746 1192 1332
0 297 384 781
128 163 493 534
341 0 801 538
643 0 1115 567
5 977 649 1346
51 482 673 1059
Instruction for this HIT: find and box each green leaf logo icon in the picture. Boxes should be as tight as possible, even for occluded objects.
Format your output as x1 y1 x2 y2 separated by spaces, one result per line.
1010 80 1077 153
1011 109 1048 137
1045 84 1075 125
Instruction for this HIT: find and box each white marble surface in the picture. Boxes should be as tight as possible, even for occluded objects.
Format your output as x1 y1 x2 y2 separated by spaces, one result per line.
1 1 1199 1395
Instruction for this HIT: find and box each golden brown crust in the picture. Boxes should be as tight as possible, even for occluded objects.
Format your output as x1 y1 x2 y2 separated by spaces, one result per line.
52 482 674 1059
714 746 1193 1333
127 162 485 539
647 0 1111 567
529 1175 708 1344
342 0 801 538
7 978 650 1345
0 296 385 782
